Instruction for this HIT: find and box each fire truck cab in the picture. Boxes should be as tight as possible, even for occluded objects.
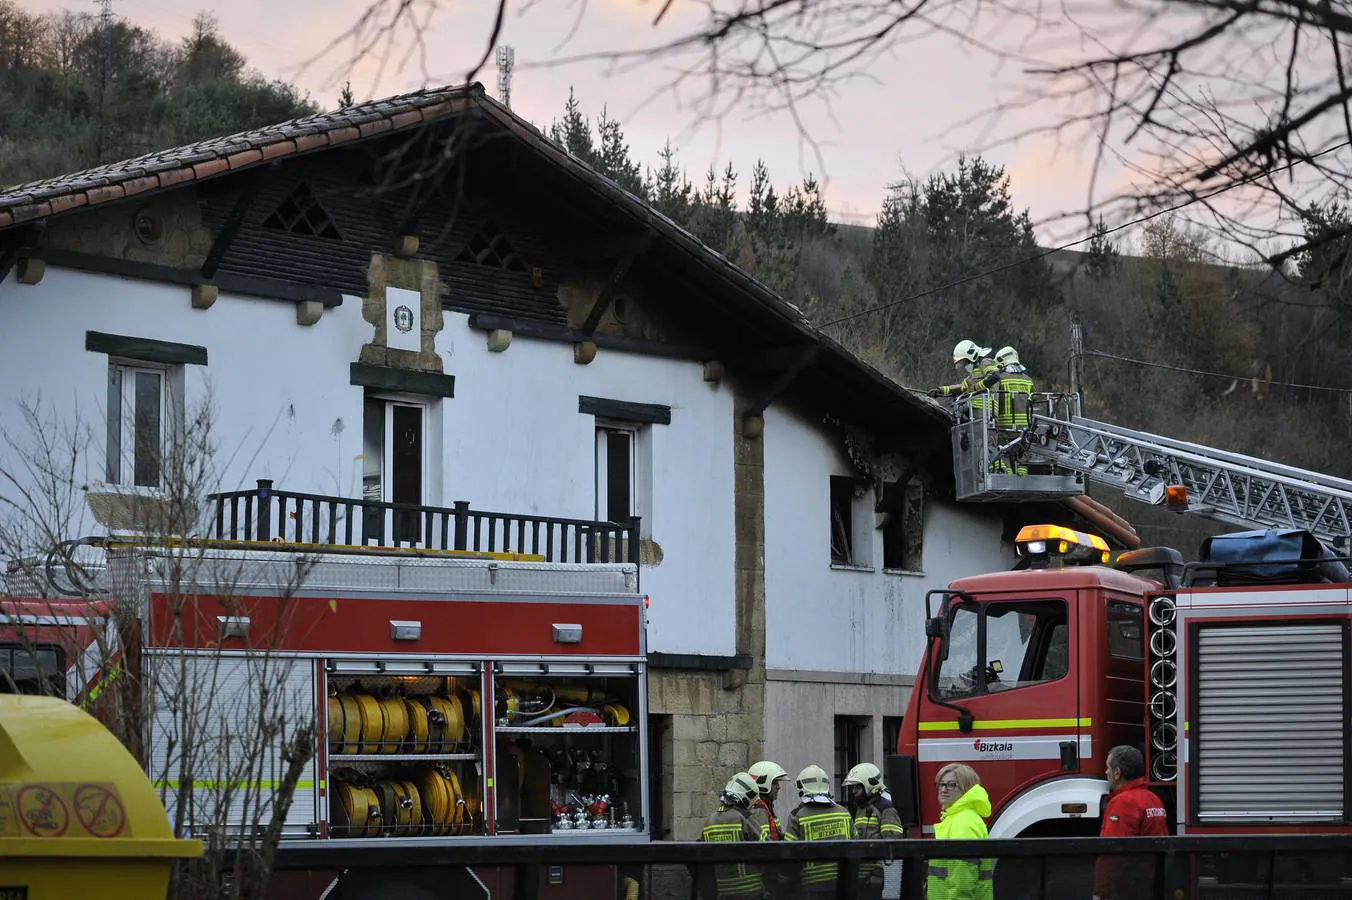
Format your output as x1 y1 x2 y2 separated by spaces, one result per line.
895 524 1165 842
895 521 1352 897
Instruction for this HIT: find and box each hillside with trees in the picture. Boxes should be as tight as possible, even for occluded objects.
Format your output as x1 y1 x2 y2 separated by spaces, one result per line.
2 1 1349 552
547 90 1352 552
0 2 314 179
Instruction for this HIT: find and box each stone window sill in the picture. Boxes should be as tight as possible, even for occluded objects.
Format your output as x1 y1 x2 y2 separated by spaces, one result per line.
830 563 876 573
883 568 926 577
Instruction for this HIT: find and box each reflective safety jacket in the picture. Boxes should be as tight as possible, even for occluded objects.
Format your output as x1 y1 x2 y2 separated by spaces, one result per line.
851 793 905 883
984 364 1035 429
700 803 764 899
783 797 853 891
1093 778 1168 900
749 797 782 841
927 785 993 900
938 360 1000 412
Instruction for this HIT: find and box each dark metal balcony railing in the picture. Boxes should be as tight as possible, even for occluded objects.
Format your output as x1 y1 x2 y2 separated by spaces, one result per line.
207 480 642 572
245 833 1352 900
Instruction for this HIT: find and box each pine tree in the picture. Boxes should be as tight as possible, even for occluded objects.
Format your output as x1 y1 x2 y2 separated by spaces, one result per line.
594 105 645 197
649 139 692 222
338 81 355 109
548 87 597 167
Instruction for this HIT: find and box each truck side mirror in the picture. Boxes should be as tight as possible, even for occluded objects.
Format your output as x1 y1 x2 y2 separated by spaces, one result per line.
925 616 950 661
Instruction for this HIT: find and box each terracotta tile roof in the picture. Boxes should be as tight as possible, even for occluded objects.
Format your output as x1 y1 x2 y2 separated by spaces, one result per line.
0 85 481 230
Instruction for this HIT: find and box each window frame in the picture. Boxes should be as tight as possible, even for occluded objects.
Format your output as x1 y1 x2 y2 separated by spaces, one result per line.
595 421 639 525
930 597 1071 701
830 475 872 568
1107 599 1146 661
833 714 870 799
105 358 182 491
0 643 66 697
882 480 925 573
362 391 432 546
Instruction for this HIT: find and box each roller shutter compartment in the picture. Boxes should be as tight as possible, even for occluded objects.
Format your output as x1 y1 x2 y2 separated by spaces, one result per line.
1195 623 1345 822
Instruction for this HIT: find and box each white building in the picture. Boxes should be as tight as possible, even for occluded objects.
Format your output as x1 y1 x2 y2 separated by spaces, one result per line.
0 85 1135 839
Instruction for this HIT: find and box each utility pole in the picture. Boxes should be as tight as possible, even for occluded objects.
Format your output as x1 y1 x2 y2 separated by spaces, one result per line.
495 45 515 109
1069 320 1084 402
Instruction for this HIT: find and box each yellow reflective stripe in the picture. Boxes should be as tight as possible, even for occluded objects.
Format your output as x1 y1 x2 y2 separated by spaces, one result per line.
918 717 1091 731
880 823 905 834
802 862 840 885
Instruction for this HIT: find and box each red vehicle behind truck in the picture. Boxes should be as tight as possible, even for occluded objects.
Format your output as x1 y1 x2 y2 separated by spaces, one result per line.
0 490 652 900
892 522 1352 898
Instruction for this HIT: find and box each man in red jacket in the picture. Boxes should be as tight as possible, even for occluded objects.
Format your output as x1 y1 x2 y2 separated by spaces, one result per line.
1093 745 1168 900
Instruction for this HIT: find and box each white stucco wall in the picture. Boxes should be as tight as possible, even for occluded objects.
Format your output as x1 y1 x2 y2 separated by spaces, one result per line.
763 401 1016 677
0 269 736 655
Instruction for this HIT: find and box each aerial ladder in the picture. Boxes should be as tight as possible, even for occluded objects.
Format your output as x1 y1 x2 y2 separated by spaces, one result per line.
950 393 1352 551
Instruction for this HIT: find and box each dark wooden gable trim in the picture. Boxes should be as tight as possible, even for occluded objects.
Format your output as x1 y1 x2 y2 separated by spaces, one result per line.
351 363 455 398
86 331 208 366
35 247 343 308
579 395 671 425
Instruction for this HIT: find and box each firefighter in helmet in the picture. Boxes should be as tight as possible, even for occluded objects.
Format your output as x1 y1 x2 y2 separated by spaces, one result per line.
931 340 997 420
983 345 1035 475
699 772 766 900
843 762 905 899
782 764 853 894
747 760 790 841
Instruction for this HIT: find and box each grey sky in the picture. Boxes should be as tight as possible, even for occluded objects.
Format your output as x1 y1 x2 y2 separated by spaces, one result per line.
26 0 1136 240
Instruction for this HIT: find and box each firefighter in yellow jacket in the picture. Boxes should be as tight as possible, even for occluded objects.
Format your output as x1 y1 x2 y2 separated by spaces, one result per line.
699 772 766 900
747 760 790 841
843 763 905 899
930 340 998 419
782 764 853 894
983 346 1036 475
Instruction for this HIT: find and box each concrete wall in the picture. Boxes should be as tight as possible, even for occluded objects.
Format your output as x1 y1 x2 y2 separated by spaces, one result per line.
763 401 1015 677
758 400 1018 822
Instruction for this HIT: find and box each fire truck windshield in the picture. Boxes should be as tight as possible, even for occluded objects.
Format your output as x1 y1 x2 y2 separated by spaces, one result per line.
934 600 1069 699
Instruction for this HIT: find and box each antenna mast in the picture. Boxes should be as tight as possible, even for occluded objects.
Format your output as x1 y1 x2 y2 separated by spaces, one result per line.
495 45 515 109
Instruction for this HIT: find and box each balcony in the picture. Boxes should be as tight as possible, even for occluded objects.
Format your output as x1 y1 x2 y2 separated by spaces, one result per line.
208 480 642 573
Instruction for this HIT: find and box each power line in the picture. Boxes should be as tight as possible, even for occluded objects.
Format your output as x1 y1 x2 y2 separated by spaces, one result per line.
818 141 1352 329
1084 348 1352 395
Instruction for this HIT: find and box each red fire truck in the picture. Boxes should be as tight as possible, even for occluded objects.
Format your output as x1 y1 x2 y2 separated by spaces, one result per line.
892 522 1352 897
0 490 651 900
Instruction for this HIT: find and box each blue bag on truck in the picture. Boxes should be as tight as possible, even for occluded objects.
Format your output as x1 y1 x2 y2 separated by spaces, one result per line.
1199 528 1349 585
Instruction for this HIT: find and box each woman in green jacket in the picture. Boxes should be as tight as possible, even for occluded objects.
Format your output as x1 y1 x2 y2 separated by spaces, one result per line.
927 763 994 900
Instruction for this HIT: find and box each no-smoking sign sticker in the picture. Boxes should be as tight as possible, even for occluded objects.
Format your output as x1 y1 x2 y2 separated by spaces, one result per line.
15 784 69 837
74 784 127 838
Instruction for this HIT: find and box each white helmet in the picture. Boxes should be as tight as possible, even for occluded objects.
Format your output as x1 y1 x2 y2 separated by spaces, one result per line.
843 762 885 797
795 764 832 799
748 760 789 797
953 340 993 365
952 340 981 365
995 346 1020 366
721 772 759 808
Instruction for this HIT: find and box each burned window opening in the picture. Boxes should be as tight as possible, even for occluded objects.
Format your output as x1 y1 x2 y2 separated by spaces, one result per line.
263 182 342 239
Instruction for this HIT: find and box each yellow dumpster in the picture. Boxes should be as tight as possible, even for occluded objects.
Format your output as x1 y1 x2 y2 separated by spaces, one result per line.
0 694 202 899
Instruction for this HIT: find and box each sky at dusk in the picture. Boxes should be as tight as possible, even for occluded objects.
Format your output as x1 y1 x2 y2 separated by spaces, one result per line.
23 0 1143 243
